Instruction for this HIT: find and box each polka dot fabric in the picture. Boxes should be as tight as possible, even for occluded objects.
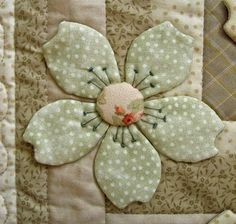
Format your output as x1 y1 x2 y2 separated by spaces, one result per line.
138 96 224 162
95 125 161 208
23 21 224 209
23 100 109 165
43 21 120 99
125 21 193 99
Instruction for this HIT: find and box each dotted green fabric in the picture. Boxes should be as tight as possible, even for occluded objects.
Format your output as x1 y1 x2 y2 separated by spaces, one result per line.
23 21 224 209
125 21 193 99
23 100 109 165
43 21 120 99
138 96 224 162
95 125 161 208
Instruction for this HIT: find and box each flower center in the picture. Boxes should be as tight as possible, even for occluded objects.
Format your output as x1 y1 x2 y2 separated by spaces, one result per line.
96 82 144 126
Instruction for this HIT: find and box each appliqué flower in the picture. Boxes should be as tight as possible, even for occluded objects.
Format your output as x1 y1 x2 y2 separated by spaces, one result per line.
23 21 224 209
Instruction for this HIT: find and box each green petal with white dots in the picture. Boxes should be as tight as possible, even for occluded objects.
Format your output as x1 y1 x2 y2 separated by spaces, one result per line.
137 96 224 162
23 100 108 165
95 125 161 208
43 21 120 99
125 21 193 99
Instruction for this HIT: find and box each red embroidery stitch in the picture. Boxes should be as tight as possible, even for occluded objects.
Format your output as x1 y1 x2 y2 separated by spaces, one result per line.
122 113 135 126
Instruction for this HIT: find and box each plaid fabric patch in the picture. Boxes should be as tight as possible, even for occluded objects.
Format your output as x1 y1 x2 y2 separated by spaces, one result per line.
203 0 236 120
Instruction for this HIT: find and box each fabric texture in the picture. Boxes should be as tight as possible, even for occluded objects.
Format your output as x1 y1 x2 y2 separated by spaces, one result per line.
95 125 161 208
106 0 236 215
0 82 7 121
0 24 3 61
203 0 236 120
150 0 204 100
0 0 16 223
107 121 236 214
125 21 194 99
223 0 236 42
0 195 7 224
13 0 236 222
24 20 224 209
208 210 236 224
106 213 216 224
0 82 7 174
106 0 153 80
106 0 203 99
46 0 107 223
24 100 108 165
96 82 144 126
43 21 120 99
138 97 224 162
15 0 48 223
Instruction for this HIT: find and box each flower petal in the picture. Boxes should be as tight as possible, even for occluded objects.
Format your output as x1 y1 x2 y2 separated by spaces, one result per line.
0 82 8 121
0 142 7 174
208 210 236 224
0 195 7 224
43 21 120 99
23 100 109 165
137 96 224 162
125 21 193 98
95 125 161 208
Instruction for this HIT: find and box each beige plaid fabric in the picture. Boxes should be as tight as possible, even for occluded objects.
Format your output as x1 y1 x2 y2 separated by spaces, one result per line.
203 0 236 121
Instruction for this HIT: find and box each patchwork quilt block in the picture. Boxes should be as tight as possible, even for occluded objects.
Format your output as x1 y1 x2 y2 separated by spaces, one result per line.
0 0 235 224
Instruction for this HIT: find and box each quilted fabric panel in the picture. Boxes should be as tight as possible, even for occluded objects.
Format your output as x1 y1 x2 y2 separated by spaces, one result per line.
0 0 16 223
15 0 48 223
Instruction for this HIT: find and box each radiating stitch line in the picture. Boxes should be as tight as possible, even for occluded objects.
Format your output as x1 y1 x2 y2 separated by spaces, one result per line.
140 119 158 129
135 71 154 88
81 115 100 127
102 67 112 84
127 126 137 143
87 79 103 90
88 67 108 86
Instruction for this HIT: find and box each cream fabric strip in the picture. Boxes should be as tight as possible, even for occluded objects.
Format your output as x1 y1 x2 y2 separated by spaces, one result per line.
151 0 204 100
216 121 236 154
0 0 16 223
47 0 106 223
106 213 216 224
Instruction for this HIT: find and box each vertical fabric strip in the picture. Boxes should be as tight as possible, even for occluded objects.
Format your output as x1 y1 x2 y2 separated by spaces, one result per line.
15 1 48 223
46 0 106 223
0 0 16 223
